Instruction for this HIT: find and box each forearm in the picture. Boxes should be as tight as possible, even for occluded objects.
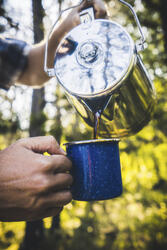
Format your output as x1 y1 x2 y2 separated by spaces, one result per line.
18 6 81 87
18 23 69 87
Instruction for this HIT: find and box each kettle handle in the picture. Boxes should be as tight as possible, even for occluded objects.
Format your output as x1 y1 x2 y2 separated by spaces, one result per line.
79 0 146 52
118 0 145 52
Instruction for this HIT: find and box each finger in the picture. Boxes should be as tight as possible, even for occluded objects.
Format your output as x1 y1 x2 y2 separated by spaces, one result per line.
80 0 105 10
79 1 108 21
28 207 63 221
80 0 93 10
39 190 72 209
42 207 63 219
34 173 73 195
45 190 72 207
42 154 72 173
46 173 73 192
94 1 108 19
18 136 65 155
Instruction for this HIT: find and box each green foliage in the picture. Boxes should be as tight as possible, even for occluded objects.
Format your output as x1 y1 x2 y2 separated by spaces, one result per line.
0 222 25 250
1 0 167 250
0 113 19 134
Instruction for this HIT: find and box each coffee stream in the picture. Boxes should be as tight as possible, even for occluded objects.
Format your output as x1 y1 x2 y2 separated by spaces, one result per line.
82 95 111 140
93 112 101 139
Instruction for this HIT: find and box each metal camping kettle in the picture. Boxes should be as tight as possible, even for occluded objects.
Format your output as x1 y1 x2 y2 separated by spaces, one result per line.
44 0 156 138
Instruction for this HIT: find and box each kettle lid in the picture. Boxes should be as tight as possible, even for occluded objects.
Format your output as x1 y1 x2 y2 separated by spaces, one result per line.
54 19 134 97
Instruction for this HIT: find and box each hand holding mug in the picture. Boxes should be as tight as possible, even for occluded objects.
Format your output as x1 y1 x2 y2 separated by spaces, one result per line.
0 136 73 221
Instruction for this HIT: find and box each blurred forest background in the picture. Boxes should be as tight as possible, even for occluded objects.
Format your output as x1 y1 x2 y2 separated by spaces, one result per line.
0 0 167 249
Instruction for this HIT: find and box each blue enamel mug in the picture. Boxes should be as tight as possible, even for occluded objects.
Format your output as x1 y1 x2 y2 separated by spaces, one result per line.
65 139 122 201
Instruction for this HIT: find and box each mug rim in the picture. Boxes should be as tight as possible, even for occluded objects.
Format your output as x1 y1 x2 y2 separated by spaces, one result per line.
64 138 120 146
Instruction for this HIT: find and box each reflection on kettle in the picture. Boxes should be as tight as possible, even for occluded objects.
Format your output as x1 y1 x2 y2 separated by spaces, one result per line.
44 1 156 139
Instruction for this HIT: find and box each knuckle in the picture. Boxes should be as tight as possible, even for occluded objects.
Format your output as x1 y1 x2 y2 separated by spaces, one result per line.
57 173 73 186
64 156 73 168
24 197 38 211
99 8 107 18
62 155 73 168
34 174 50 193
39 176 50 192
37 155 55 173
48 135 56 144
34 199 43 210
59 155 72 169
62 191 73 205
40 157 52 172
66 173 73 185
55 191 72 206
51 155 72 172
16 138 26 145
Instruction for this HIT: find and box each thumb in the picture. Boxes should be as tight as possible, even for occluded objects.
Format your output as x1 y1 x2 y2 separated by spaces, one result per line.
18 136 65 155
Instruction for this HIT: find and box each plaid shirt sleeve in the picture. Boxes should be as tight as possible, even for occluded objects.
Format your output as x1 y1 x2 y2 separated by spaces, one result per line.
0 37 30 90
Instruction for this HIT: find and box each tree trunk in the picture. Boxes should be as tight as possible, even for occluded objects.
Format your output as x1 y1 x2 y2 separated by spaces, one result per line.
159 0 167 57
143 0 167 63
50 0 63 235
20 0 45 249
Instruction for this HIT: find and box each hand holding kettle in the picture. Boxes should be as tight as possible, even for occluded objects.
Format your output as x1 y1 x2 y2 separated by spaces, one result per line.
62 0 107 30
19 0 107 87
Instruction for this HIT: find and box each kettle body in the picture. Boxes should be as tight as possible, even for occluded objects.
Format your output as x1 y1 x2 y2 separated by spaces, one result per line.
66 54 155 138
53 19 156 138
44 2 156 139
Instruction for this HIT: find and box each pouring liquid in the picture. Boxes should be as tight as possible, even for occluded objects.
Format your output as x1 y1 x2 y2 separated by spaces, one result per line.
82 95 112 140
93 112 101 139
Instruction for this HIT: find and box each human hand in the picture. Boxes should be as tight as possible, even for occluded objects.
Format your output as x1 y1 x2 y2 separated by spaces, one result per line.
0 136 72 222
63 0 107 31
81 0 108 19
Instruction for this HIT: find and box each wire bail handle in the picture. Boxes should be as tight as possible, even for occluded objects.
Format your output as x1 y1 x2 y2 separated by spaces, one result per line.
118 0 145 51
44 0 145 77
